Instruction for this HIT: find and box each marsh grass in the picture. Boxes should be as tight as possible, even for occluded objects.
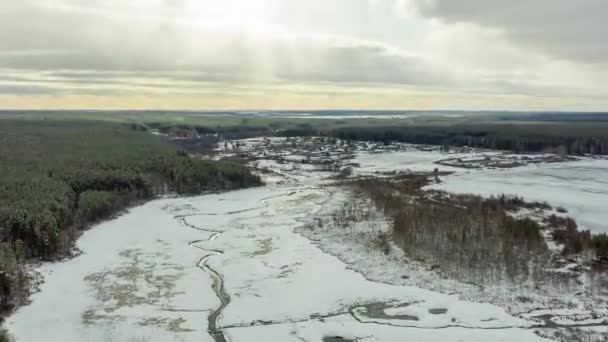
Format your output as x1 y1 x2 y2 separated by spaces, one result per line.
341 176 607 289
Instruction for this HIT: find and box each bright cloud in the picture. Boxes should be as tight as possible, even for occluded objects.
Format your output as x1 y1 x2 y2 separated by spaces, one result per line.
0 0 606 110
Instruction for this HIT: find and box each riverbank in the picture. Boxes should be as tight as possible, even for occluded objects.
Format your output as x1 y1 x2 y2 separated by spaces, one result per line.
6 135 608 341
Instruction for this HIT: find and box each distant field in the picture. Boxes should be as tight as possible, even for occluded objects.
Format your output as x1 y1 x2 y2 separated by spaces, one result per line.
2 110 608 129
0 110 580 126
3 110 608 156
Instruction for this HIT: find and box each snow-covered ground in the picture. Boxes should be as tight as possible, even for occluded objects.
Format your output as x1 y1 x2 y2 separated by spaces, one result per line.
350 148 608 234
6 139 608 341
298 188 608 341
354 149 463 174
428 158 608 234
5 197 221 342
5 172 550 342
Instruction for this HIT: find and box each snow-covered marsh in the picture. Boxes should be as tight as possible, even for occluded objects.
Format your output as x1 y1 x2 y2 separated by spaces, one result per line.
7 137 608 342
428 158 608 234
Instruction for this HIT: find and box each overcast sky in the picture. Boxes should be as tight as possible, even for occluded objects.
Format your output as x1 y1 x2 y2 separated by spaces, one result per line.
1 0 606 110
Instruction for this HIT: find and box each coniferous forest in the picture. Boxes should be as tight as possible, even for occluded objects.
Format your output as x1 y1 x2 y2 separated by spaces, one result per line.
328 124 608 155
0 120 261 314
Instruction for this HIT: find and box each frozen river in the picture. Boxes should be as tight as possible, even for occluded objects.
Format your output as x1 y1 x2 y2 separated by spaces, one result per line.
6 163 551 342
6 144 608 341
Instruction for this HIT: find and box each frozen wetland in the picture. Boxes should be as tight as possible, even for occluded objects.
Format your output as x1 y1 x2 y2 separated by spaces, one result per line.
7 138 608 341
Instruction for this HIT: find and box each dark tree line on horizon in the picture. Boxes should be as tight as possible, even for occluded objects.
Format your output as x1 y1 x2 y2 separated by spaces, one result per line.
329 124 608 155
131 119 608 156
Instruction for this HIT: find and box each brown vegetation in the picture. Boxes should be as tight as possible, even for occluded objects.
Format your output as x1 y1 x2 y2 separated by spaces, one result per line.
544 215 608 260
391 198 548 284
344 174 606 286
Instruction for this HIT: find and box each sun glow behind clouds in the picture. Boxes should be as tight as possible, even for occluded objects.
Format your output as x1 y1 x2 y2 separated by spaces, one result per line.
1 0 607 110
34 0 282 36
183 0 279 36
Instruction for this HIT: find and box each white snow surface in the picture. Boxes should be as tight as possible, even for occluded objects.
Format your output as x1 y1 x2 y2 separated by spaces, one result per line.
428 158 608 233
9 143 607 341
352 148 608 233
353 149 465 174
6 200 219 342
6 176 549 342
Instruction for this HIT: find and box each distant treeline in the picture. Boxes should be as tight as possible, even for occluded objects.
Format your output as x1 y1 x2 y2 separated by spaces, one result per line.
497 112 608 122
0 120 260 313
145 121 272 140
328 124 608 155
139 120 608 156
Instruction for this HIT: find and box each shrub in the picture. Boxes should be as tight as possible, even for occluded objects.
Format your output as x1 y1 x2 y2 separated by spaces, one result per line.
593 234 608 260
77 191 116 223
550 218 592 255
0 329 11 342
349 178 549 284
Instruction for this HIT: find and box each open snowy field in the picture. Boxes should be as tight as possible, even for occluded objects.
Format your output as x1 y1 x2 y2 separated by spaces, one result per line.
428 158 608 234
353 149 464 174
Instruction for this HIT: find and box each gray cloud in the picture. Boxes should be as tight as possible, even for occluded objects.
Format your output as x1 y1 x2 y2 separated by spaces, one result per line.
0 45 446 88
0 0 605 108
0 84 62 95
0 1 452 90
0 2 449 91
273 44 448 86
402 0 608 63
